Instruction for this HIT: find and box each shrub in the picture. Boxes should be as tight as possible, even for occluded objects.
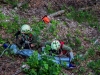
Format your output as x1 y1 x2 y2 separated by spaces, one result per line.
87 60 100 75
22 51 61 75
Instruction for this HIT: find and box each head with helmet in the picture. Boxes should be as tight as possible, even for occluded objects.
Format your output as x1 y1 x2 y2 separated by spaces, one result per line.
51 40 61 50
21 24 32 34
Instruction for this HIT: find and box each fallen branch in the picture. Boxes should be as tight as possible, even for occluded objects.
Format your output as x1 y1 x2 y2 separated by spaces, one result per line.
48 10 65 18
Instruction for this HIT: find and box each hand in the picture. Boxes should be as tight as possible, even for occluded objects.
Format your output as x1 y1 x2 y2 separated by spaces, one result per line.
0 44 2 46
59 52 63 56
30 44 35 47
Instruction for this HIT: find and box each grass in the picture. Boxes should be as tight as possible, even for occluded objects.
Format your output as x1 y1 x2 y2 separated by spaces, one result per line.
87 60 100 75
65 6 99 31
47 2 55 14
5 0 19 7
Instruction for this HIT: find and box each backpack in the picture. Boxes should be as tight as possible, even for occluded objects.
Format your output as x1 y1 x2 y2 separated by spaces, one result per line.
59 41 67 55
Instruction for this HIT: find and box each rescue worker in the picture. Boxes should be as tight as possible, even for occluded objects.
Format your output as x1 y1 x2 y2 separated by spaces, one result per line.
42 40 74 60
14 24 40 49
0 24 40 57
41 39 75 68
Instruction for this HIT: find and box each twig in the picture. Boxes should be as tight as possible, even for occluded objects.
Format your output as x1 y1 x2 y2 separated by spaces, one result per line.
93 36 100 45
78 6 92 11
49 10 65 17
48 10 65 20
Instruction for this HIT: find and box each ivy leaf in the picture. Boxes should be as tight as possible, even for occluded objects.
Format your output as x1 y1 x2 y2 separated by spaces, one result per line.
44 64 48 70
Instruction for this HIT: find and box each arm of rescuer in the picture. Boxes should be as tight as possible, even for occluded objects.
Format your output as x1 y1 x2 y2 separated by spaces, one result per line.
30 33 41 48
15 31 21 39
61 44 74 60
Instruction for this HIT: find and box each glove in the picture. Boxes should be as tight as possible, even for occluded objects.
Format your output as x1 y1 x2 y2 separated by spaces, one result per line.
3 43 9 49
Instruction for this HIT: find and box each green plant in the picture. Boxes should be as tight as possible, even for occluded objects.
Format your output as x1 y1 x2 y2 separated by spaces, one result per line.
66 7 95 22
89 21 100 31
4 51 10 57
22 51 61 75
87 48 96 57
42 45 51 55
0 36 5 53
53 29 59 37
49 20 59 33
0 12 9 29
65 6 75 19
66 6 99 30
69 42 76 49
74 36 81 47
21 3 29 10
79 66 86 73
66 33 71 37
97 46 100 51
0 36 5 44
66 33 72 43
0 11 23 33
75 29 81 36
84 37 90 42
78 46 84 51
5 0 19 7
73 54 84 65
31 21 45 35
47 3 55 14
7 16 20 33
87 60 100 75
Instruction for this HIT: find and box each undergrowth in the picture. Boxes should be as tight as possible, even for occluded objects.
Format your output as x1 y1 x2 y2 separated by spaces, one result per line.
87 60 100 75
66 6 100 31
22 51 62 75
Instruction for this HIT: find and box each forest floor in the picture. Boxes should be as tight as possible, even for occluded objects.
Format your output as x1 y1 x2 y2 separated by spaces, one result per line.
0 0 100 75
